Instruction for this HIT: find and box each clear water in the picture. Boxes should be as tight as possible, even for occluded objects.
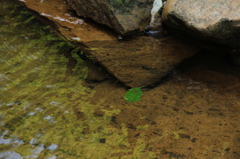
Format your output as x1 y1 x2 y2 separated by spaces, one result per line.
0 1 104 158
1 1 240 159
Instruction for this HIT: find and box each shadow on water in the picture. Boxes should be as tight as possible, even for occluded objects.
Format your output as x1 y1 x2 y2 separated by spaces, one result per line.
1 1 240 159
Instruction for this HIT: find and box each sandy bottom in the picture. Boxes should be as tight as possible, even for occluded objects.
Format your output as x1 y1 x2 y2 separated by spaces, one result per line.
0 1 240 159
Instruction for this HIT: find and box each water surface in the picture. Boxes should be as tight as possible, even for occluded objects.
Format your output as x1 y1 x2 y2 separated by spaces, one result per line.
1 1 240 159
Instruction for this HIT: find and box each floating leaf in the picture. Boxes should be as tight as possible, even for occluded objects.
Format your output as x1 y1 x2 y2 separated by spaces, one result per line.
124 87 143 102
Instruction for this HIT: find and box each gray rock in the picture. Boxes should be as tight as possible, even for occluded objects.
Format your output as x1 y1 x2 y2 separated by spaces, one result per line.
66 0 154 35
162 0 240 49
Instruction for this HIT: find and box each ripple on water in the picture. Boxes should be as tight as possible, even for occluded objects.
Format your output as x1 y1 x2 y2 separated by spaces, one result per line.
0 1 131 158
0 1 95 158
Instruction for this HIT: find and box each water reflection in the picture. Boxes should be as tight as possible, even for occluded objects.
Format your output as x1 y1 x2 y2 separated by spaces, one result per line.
0 151 23 159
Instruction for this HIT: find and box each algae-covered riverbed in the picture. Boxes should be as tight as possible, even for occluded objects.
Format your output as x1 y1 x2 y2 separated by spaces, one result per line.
1 1 240 159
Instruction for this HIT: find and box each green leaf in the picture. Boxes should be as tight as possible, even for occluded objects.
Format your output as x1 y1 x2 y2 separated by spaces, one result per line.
124 87 143 102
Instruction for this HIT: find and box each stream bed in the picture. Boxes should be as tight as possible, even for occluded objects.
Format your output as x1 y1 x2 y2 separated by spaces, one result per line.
1 1 240 159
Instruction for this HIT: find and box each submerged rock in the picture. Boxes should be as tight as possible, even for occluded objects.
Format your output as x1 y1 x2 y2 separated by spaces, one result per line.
66 0 154 35
84 36 198 87
162 0 240 49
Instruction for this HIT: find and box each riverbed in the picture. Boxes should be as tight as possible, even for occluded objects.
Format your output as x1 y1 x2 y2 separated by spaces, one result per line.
1 1 240 159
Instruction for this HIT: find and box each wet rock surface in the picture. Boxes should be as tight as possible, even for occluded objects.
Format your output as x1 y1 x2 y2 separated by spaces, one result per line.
18 0 200 88
162 0 240 49
17 0 117 42
66 0 154 35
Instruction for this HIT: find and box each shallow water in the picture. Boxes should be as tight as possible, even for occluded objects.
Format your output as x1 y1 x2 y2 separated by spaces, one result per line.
1 1 240 159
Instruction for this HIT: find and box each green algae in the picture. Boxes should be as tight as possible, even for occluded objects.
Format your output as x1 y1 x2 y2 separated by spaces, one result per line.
110 0 124 6
86 48 102 51
0 1 157 158
173 132 180 140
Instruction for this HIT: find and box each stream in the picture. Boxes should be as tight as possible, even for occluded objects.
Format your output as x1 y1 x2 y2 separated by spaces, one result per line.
1 1 240 159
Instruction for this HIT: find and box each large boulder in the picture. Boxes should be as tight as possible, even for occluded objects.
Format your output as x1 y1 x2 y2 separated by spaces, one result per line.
162 0 240 50
18 0 200 87
66 0 154 35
